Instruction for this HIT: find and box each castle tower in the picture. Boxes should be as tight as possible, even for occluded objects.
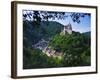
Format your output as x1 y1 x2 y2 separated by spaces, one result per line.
63 23 72 35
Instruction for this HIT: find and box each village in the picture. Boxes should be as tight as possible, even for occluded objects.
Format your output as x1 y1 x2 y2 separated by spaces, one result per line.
33 23 72 58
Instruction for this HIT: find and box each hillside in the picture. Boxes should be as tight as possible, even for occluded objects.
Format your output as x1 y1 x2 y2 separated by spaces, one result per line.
23 21 64 48
82 31 91 37
49 31 91 67
23 21 91 69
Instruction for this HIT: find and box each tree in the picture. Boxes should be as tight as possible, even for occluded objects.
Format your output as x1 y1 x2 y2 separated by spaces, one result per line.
23 10 90 24
49 32 91 67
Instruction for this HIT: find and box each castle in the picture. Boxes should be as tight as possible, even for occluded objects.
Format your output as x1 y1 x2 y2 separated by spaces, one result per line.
60 23 72 35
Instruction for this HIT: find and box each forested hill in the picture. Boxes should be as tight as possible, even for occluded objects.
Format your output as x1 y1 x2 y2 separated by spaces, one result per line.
23 20 91 69
82 31 91 37
23 21 64 48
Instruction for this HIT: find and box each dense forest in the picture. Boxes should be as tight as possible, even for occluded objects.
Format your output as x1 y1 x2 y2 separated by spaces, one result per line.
23 20 91 69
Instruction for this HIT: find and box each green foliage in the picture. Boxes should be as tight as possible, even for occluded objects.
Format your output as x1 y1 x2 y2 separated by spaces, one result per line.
49 32 91 67
23 21 64 47
23 21 91 69
23 21 64 69
23 47 63 69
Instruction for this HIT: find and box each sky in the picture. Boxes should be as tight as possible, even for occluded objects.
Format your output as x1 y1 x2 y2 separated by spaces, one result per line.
55 14 91 33
23 10 91 33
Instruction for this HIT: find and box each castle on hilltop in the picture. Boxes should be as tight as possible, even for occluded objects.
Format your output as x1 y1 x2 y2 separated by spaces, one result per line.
60 23 72 35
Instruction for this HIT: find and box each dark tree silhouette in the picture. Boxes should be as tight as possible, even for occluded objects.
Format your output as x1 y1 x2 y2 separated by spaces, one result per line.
23 10 90 24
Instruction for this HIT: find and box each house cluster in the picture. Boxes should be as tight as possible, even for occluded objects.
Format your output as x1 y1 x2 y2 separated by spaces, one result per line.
33 39 49 50
43 46 63 57
33 39 63 57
